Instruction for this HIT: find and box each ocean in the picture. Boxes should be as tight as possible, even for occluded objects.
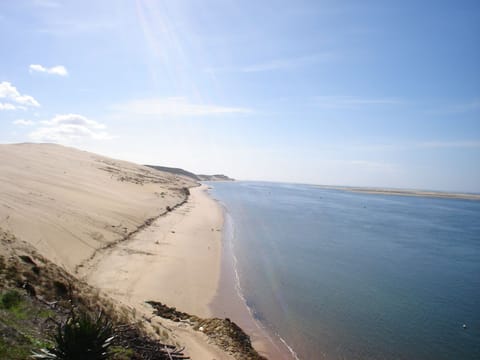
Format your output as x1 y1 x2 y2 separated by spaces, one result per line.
207 181 480 360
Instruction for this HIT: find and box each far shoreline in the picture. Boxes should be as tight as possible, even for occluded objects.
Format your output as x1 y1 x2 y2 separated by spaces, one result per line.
319 185 480 201
209 179 480 201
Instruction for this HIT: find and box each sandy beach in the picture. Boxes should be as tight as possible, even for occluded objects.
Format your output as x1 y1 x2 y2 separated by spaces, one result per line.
80 185 223 318
80 184 239 359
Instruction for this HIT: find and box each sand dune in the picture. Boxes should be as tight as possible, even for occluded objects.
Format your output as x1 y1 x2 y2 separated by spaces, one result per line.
0 143 195 272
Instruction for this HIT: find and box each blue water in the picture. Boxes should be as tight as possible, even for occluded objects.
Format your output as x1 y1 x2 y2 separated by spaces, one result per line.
207 181 480 360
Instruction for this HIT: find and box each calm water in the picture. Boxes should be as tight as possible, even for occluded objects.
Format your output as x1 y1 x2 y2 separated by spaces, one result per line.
208 181 480 360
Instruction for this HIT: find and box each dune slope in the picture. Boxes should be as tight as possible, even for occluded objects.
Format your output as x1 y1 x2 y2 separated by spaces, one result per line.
0 143 196 272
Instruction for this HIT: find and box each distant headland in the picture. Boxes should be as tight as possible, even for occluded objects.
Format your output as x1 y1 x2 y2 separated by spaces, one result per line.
146 164 234 182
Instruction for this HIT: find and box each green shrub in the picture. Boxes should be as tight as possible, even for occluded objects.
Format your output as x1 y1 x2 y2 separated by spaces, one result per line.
0 337 31 360
32 310 114 360
110 346 134 360
0 289 23 309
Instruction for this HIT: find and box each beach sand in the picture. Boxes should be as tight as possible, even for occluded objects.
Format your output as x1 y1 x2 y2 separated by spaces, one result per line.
81 184 235 359
0 143 195 272
81 185 223 318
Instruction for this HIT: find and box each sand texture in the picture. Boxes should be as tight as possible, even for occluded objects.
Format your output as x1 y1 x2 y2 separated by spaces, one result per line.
0 143 195 272
81 185 223 318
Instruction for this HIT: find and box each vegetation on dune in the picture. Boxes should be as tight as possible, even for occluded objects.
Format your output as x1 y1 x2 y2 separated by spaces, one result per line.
0 230 188 360
0 289 55 360
0 227 266 360
32 310 114 360
1 289 23 309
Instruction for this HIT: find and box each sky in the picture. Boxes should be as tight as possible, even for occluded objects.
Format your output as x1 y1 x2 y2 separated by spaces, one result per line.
1 0 479 192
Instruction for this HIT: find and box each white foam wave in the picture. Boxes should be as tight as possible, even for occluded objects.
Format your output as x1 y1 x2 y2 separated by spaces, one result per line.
279 336 301 360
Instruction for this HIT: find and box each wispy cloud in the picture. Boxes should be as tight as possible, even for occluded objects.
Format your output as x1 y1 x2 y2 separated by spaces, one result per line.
453 99 480 112
13 119 36 126
241 53 334 73
29 114 113 143
33 0 61 8
206 53 335 73
0 103 17 110
29 64 68 76
111 97 252 117
424 98 480 115
349 140 480 152
0 81 40 109
347 160 399 172
418 141 480 149
38 19 119 35
314 96 403 108
40 114 105 129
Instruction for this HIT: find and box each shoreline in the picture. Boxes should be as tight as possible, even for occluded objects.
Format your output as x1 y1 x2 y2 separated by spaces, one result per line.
82 184 232 359
207 187 297 360
82 182 291 358
0 143 292 358
82 184 223 318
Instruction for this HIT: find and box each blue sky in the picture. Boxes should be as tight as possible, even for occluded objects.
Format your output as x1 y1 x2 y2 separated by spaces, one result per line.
1 0 479 192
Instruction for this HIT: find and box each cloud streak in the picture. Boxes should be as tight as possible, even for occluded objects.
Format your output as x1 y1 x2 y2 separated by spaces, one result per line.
206 53 335 74
29 114 113 143
439 99 480 114
29 64 68 76
33 0 61 8
0 81 40 109
13 119 36 126
314 96 403 108
418 141 480 149
0 103 17 110
112 97 251 117
241 53 334 73
347 160 399 172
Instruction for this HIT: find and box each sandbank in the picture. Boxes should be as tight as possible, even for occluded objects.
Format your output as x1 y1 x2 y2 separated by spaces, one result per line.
318 185 480 200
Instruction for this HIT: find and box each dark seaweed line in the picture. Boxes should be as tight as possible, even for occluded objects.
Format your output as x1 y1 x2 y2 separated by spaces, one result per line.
74 193 190 274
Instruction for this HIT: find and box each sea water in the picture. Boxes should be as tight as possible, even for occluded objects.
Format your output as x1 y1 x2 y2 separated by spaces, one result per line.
207 181 480 360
